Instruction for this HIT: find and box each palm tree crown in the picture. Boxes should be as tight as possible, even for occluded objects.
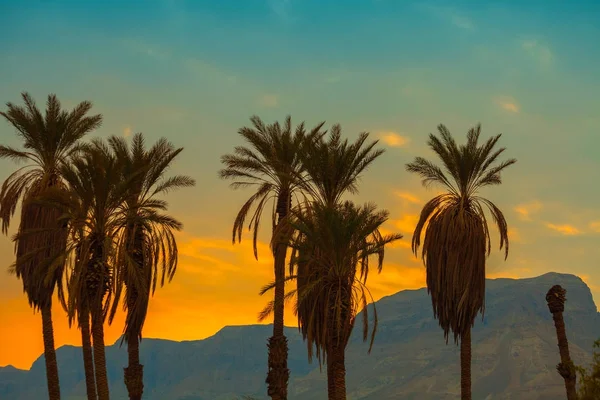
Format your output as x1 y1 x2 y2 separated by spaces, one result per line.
406 123 516 343
0 92 102 309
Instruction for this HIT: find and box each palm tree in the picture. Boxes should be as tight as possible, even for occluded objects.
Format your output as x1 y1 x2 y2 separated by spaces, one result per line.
406 124 516 400
106 133 195 400
281 201 401 400
0 92 102 400
47 139 129 400
546 285 578 400
219 115 325 400
262 125 388 399
66 228 97 400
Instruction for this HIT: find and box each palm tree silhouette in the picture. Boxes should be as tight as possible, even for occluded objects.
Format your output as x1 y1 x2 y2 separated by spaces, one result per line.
406 124 516 400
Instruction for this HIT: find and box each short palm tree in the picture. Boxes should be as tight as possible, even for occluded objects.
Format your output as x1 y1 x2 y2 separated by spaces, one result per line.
282 201 401 400
107 133 195 400
406 124 516 400
219 115 325 400
0 92 102 400
546 285 577 400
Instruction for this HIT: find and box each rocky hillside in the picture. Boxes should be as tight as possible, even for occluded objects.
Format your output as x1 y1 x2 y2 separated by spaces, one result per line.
1 272 598 399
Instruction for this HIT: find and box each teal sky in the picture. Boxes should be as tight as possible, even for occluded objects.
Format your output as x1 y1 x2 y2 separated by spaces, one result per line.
0 0 599 368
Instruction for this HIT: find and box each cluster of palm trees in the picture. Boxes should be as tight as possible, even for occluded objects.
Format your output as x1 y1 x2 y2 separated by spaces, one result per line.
0 92 195 400
221 117 516 400
0 92 516 400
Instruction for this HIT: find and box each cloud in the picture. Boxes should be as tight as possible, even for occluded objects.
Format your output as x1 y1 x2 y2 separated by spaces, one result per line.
424 5 475 30
366 263 425 297
392 214 420 235
495 97 520 113
514 201 542 221
590 221 600 233
268 0 291 20
121 38 168 59
394 191 421 205
521 39 553 66
123 126 132 137
545 223 582 236
508 227 523 243
259 94 279 108
378 131 410 147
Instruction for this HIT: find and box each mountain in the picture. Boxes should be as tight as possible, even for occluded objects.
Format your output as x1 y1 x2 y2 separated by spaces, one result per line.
1 272 598 399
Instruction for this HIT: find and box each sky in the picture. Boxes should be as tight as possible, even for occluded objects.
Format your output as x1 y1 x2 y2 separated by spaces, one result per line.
0 0 599 370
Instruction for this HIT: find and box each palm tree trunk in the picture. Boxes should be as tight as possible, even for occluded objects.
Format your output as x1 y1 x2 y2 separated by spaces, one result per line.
326 343 347 400
79 304 97 400
266 193 291 400
546 285 577 400
41 303 61 400
91 310 110 400
124 289 144 400
460 327 472 400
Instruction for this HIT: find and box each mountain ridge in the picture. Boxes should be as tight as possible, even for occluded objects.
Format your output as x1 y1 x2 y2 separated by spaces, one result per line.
1 272 598 399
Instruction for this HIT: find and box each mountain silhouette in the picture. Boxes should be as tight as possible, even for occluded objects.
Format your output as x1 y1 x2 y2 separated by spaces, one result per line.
1 272 598 399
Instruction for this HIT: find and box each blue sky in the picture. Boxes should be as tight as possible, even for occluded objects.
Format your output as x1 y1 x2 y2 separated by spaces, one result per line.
0 0 599 368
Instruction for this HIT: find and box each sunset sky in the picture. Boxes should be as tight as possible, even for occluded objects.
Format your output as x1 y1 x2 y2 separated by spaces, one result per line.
1 0 599 370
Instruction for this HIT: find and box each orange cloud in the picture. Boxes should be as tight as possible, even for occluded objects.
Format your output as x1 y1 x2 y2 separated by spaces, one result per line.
394 191 421 204
495 97 520 113
590 221 600 233
514 201 542 221
545 223 581 236
366 263 425 300
259 94 279 108
508 227 523 243
392 214 420 235
378 131 410 147
123 126 132 137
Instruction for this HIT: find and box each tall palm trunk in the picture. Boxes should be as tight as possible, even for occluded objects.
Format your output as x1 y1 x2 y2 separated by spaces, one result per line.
546 285 577 400
124 288 144 400
41 302 61 400
266 192 291 400
326 343 347 400
91 306 110 400
79 304 97 400
460 327 472 400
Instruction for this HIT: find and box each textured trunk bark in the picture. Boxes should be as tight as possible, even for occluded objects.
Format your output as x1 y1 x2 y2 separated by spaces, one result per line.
551 311 578 400
326 344 347 400
91 310 110 400
41 303 61 400
266 192 291 400
124 289 144 400
79 304 97 400
460 327 472 400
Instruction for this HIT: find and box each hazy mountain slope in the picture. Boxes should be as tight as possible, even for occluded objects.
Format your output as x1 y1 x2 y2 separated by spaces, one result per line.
1 272 598 399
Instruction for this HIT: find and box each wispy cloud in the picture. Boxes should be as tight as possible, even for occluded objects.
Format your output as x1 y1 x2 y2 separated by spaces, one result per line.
268 0 291 20
378 131 410 147
495 97 520 113
508 227 523 243
424 5 475 31
392 214 420 234
123 126 132 137
521 39 553 66
590 221 600 233
514 201 542 221
121 38 168 59
394 191 421 205
545 223 582 236
258 94 279 108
